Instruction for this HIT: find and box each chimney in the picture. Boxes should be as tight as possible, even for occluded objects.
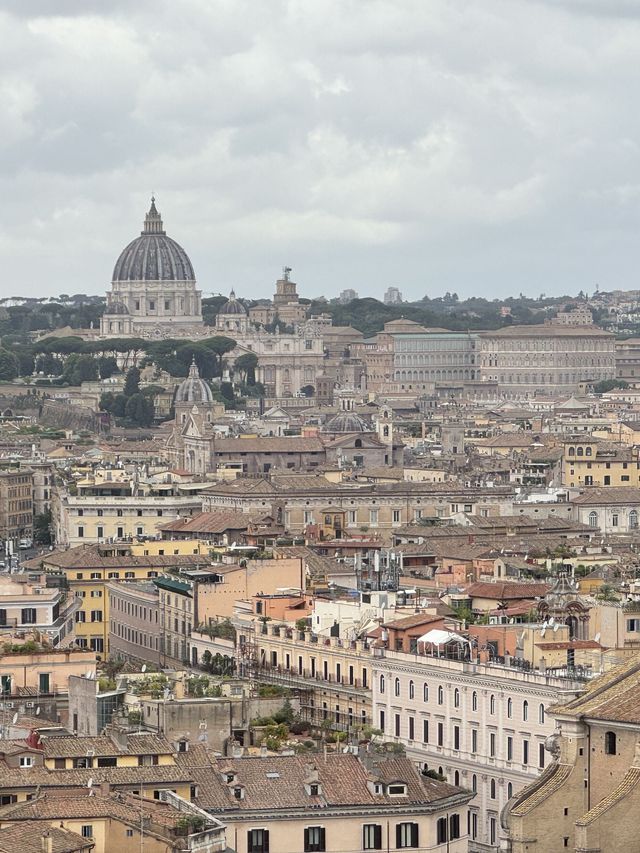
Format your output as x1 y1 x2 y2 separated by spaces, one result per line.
100 781 110 797
41 830 53 853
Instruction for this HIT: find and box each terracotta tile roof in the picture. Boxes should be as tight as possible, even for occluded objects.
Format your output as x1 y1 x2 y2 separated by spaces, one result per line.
24 545 210 571
159 511 251 534
571 487 640 506
41 733 174 759
214 437 325 453
179 752 464 813
0 763 193 790
0 821 90 853
464 581 550 600
382 613 443 631
509 763 573 817
552 656 640 723
575 766 640 826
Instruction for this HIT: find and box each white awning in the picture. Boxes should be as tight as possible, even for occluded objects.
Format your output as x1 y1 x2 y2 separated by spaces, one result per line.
417 629 468 646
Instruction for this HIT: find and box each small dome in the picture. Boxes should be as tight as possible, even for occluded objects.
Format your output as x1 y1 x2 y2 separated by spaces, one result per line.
113 198 195 282
218 290 247 316
175 359 214 405
106 301 129 315
324 412 368 433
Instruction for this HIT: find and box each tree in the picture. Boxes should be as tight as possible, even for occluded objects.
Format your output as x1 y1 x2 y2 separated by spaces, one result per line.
98 357 119 379
63 354 99 385
0 349 20 380
124 366 140 397
124 393 154 427
593 379 629 394
234 351 258 385
33 510 52 545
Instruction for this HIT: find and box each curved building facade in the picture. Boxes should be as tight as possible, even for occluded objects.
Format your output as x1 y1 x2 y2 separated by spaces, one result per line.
101 198 204 339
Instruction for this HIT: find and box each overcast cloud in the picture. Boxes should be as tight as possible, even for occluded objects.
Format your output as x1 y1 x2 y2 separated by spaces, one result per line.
1 0 640 302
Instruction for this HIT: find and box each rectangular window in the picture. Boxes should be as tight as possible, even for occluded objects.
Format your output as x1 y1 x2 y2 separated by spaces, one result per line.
437 817 448 844
90 610 102 622
539 742 545 768
304 826 326 852
437 722 444 746
392 509 401 524
38 673 50 694
396 823 418 849
19 756 33 767
507 736 513 761
394 714 400 737
21 608 36 625
81 826 93 839
408 717 414 741
453 725 460 750
379 710 385 731
449 814 460 840
369 509 379 526
471 729 478 753
523 740 529 765
247 829 269 853
363 824 382 850
77 526 84 538
490 732 496 757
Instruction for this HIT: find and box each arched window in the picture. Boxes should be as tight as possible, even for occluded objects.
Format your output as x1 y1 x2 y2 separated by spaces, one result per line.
472 774 477 793
409 680 415 700
394 678 400 697
631 510 638 530
589 511 598 528
539 703 545 724
379 675 385 694
568 447 575 456
454 688 460 708
585 446 592 456
577 446 584 456
454 770 460 786
472 691 478 711
507 698 513 718
354 438 363 448
423 683 429 702
490 694 496 715
490 779 496 799
523 700 528 721
507 782 513 799
605 731 617 755
438 686 444 705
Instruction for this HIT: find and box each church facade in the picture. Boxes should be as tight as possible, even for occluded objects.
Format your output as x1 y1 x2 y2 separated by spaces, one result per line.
100 198 205 339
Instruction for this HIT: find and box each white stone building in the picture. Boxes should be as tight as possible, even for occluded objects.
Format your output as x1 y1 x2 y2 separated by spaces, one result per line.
372 648 585 851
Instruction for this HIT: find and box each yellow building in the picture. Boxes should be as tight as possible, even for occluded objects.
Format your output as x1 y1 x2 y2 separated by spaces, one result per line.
25 545 214 656
561 438 640 488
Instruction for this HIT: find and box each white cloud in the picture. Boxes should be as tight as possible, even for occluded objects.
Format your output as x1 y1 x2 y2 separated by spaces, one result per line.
1 0 640 300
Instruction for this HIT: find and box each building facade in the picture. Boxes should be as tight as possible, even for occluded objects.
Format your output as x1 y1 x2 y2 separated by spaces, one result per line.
479 325 615 395
0 468 33 545
107 580 162 666
372 648 584 851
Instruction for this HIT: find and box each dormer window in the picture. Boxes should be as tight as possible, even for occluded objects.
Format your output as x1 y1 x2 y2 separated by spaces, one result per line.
177 740 188 753
226 773 236 784
233 786 244 800
305 782 321 796
388 783 407 796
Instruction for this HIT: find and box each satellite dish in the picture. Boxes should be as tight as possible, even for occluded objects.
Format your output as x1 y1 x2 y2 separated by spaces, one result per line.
11 713 18 725
141 664 147 673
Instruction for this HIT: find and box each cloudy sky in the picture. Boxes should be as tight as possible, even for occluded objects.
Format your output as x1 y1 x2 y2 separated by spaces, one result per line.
1 0 640 302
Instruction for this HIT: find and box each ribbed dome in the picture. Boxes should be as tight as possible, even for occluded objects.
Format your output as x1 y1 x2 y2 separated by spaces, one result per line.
218 290 246 316
324 412 368 433
175 359 214 405
113 198 195 282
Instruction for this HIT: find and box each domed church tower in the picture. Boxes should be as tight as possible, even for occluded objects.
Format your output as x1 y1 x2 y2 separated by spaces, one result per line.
101 198 205 339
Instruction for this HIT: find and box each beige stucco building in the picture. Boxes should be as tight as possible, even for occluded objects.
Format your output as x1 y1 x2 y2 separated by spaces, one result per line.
479 325 615 395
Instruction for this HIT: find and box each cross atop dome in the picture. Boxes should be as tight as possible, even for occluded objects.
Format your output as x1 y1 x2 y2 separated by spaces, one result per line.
142 195 166 236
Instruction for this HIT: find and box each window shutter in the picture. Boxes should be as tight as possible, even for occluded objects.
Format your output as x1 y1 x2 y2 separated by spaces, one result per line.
374 824 382 849
395 824 402 848
304 828 309 851
264 830 270 852
411 823 419 848
319 827 326 850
